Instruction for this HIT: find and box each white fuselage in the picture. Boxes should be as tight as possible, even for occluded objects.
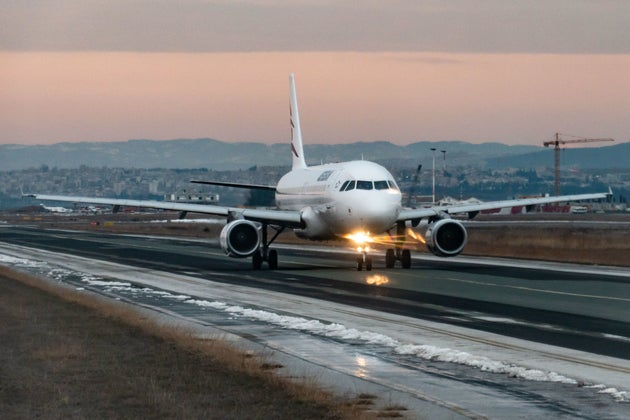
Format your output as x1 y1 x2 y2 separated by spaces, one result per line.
275 160 402 239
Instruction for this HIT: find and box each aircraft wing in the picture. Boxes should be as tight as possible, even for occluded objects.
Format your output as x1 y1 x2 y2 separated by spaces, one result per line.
190 180 277 191
397 192 608 221
24 194 303 228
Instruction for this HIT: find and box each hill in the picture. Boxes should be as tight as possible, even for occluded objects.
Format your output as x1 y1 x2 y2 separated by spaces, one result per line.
1 138 625 171
485 142 630 170
1 138 541 171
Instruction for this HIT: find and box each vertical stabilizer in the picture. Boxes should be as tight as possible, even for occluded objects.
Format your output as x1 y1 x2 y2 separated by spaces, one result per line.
289 74 307 170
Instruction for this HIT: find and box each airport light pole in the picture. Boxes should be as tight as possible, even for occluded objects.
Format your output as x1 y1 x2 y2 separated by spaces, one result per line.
431 148 436 204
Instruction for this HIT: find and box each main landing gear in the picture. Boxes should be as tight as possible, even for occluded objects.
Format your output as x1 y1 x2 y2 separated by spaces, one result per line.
384 221 412 269
385 248 411 269
252 223 284 270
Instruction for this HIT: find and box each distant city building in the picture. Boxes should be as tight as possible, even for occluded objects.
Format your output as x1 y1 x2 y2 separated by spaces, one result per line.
113 182 124 196
149 180 160 194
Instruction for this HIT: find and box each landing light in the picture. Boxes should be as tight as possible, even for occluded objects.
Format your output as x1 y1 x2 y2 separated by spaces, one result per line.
346 229 426 250
345 231 373 245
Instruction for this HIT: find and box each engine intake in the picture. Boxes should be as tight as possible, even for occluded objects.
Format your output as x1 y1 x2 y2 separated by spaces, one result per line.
425 219 467 257
220 220 261 258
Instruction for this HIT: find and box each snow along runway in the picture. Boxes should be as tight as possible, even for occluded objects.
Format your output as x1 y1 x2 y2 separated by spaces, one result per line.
0 242 628 419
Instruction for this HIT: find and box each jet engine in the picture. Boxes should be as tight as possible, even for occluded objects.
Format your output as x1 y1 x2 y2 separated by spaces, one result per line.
294 206 333 240
219 220 261 258
425 218 468 257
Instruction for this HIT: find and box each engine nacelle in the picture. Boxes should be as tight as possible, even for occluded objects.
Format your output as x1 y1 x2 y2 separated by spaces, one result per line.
219 220 261 258
294 206 333 240
425 218 468 257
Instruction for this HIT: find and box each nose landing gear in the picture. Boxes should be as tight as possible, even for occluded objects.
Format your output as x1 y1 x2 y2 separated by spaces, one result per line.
356 250 373 271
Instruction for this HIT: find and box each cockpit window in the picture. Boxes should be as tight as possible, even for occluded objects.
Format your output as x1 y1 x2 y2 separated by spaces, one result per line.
341 179 398 192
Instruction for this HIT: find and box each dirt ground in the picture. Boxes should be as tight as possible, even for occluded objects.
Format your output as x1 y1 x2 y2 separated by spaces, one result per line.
0 267 384 419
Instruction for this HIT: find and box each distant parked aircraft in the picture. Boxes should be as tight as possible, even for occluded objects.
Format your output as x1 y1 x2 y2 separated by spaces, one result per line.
40 204 73 213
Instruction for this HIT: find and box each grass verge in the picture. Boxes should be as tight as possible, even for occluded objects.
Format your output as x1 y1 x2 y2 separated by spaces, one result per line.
0 266 382 419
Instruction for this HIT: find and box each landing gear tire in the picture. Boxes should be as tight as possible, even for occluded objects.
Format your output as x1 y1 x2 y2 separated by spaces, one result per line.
385 249 396 268
401 249 411 269
365 256 373 271
268 249 278 270
357 253 372 271
252 250 263 270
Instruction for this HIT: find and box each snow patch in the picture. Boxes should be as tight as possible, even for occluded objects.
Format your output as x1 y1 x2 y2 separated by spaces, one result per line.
603 334 630 343
184 298 603 389
0 254 47 268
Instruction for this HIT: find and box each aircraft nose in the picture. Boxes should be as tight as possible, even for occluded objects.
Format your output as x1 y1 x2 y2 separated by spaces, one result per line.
355 198 399 231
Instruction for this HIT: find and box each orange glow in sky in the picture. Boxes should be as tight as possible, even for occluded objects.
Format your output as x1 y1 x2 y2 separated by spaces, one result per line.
2 52 629 145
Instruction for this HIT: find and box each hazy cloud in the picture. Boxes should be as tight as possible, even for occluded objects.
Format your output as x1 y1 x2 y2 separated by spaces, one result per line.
2 0 630 53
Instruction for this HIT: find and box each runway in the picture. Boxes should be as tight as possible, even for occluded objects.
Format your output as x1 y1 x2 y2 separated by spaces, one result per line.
1 225 629 417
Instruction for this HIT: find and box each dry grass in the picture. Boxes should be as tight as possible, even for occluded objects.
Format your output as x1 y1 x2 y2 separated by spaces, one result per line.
0 266 378 419
462 223 629 266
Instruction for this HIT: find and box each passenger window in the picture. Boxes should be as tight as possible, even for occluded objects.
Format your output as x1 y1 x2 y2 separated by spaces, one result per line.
374 180 389 190
339 180 350 191
356 180 373 190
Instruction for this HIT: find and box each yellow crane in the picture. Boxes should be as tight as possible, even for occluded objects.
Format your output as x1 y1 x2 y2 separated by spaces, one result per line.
543 132 614 195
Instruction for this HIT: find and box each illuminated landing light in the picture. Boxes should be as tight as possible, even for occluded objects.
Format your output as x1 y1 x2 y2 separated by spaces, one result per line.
344 231 374 246
407 227 426 244
366 274 389 286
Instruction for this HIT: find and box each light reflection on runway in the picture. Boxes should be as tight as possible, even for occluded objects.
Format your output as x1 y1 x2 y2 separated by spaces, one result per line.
365 274 389 286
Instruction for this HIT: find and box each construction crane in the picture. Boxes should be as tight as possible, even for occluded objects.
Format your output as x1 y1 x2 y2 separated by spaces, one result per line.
543 132 614 196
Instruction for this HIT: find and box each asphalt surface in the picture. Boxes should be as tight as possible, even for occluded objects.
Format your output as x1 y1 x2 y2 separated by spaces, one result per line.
2 225 629 361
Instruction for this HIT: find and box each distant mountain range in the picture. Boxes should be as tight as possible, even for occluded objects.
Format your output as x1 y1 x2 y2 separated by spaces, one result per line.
485 143 630 170
0 138 627 171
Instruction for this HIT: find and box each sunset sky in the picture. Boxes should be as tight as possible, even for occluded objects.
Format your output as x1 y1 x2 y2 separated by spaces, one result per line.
2 1 629 146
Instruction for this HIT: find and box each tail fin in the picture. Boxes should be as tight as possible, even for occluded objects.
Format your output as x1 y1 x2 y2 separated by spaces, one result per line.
289 74 307 170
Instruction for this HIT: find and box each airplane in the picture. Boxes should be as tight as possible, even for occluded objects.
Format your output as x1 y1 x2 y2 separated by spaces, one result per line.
25 74 608 271
40 203 73 213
